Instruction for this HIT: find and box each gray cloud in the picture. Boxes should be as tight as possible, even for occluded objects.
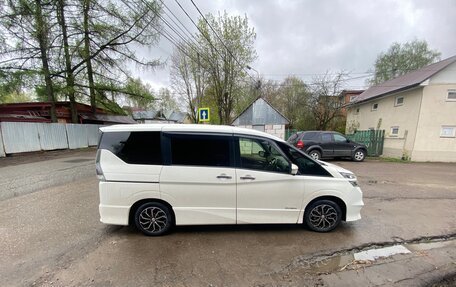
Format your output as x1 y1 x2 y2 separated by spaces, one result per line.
134 0 456 91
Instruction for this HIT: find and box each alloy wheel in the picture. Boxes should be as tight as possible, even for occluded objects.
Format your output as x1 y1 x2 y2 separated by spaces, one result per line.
138 207 168 234
308 204 338 230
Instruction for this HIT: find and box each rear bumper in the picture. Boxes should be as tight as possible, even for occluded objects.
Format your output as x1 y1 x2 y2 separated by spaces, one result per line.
99 204 129 226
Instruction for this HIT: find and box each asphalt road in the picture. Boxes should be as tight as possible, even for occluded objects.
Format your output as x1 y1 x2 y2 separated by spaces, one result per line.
0 152 455 286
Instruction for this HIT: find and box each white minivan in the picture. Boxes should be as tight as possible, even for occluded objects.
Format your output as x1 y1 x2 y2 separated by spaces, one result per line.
96 124 363 236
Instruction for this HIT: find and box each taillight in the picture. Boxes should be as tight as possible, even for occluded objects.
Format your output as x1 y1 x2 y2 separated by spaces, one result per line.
296 140 304 149
95 150 105 181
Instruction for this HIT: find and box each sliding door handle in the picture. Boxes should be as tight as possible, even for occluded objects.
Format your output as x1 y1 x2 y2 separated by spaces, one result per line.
240 175 255 180
217 174 232 179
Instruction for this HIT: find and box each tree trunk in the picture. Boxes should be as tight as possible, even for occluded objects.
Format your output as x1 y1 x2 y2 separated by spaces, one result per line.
57 0 78 123
35 0 57 122
83 0 97 114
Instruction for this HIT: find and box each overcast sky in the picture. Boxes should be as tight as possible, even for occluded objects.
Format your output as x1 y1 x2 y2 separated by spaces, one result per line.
133 0 456 92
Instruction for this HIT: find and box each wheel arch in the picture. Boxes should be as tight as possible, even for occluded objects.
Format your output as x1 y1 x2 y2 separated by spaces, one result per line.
353 146 368 156
304 196 347 221
306 145 323 154
129 198 175 226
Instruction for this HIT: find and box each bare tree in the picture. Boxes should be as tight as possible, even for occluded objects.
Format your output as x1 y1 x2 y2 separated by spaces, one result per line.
309 72 347 130
170 46 207 123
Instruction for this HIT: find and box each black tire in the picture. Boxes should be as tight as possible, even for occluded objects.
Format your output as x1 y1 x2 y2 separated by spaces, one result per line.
134 202 173 236
352 149 366 162
308 150 321 161
304 200 342 232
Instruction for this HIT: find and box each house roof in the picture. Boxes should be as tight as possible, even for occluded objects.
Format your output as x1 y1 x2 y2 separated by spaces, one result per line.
231 97 289 126
354 55 456 104
79 113 136 124
132 110 187 123
132 110 160 120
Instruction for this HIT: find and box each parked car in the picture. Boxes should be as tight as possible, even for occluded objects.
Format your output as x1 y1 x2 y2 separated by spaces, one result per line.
96 124 364 236
287 131 368 162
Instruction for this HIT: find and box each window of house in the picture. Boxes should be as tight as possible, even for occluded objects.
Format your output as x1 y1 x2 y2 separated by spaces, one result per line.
371 103 378 111
447 90 456 101
356 108 360 114
440 126 456 138
170 134 231 167
390 126 399 137
349 95 357 102
395 96 404 106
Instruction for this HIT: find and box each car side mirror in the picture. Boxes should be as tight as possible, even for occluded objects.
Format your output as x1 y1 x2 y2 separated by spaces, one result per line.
258 151 265 158
346 139 351 143
291 163 299 175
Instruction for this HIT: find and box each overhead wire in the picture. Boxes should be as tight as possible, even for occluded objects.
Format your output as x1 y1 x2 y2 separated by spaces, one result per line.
189 0 257 81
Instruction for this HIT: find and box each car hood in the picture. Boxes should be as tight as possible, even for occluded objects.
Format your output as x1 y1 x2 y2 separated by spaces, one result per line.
318 160 355 178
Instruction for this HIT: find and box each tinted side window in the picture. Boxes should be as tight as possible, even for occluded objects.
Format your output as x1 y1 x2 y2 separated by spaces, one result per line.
334 134 347 142
301 132 318 140
278 142 331 177
100 131 162 165
321 133 333 143
170 134 231 167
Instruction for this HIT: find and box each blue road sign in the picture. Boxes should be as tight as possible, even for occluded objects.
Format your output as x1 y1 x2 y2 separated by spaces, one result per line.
198 108 210 122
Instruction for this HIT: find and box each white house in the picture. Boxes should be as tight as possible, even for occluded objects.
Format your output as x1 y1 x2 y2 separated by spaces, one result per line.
346 56 456 162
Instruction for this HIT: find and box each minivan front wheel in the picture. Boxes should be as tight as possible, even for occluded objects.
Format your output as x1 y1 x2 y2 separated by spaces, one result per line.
304 200 342 232
135 202 173 236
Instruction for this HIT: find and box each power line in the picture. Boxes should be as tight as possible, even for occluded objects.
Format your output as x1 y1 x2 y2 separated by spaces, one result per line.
189 0 257 81
174 0 256 81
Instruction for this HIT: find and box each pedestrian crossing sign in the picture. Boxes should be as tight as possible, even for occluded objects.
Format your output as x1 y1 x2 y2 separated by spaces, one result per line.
198 108 210 122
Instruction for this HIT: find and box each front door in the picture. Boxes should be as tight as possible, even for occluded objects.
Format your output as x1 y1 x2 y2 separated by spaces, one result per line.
235 136 304 224
332 133 353 157
319 133 334 157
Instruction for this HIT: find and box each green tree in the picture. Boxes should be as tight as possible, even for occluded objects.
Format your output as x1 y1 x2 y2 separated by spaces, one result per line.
369 40 441 85
171 13 256 124
195 12 257 124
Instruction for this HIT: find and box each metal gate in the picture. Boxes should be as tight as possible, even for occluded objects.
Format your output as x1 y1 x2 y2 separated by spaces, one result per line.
346 130 385 157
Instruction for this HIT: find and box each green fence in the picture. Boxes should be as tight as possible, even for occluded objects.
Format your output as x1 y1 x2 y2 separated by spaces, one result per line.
346 130 385 157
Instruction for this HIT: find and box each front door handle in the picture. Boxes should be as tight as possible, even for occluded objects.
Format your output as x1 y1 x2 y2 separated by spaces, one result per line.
240 175 255 180
217 174 232 179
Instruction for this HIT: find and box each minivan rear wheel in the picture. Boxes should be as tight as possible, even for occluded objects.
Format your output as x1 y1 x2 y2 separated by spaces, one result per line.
304 200 342 232
135 202 173 236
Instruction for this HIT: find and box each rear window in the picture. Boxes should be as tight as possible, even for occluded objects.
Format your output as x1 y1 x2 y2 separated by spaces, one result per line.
99 131 162 165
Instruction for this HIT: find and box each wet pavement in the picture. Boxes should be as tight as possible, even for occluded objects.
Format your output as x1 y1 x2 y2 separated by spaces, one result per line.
0 152 455 286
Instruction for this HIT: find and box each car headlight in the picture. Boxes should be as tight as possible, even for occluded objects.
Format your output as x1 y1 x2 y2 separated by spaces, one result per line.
340 172 356 180
340 172 359 187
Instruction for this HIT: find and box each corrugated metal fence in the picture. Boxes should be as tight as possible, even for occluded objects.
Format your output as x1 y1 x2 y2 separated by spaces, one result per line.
0 122 102 157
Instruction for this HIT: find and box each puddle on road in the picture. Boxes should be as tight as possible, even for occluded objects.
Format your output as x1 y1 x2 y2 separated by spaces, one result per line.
298 238 456 275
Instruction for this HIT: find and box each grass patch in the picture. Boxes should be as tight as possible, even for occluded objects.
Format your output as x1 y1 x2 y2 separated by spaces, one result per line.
367 156 412 163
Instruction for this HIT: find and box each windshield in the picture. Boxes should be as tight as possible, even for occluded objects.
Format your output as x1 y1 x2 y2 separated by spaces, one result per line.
278 142 332 177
